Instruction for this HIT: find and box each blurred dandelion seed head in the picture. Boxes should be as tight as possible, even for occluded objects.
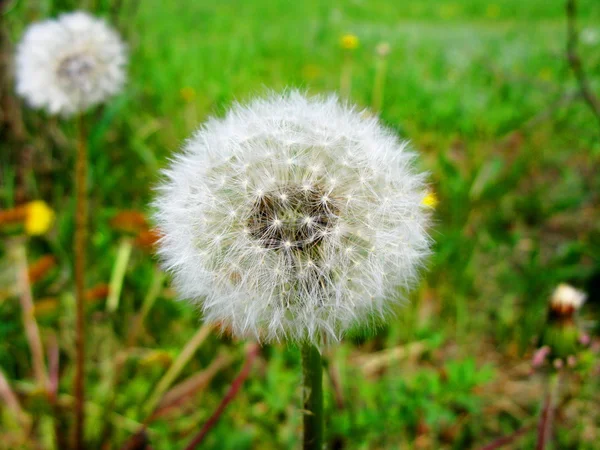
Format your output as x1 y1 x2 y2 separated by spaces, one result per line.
340 34 359 50
376 42 391 57
550 283 586 314
25 201 55 236
15 11 127 116
154 91 431 345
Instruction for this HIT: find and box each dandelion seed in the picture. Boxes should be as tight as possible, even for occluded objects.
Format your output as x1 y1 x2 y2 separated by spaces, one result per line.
15 11 127 116
154 91 432 345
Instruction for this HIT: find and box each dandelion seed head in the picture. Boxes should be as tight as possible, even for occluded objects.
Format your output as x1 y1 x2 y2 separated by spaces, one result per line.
550 284 586 312
154 91 432 345
15 11 127 116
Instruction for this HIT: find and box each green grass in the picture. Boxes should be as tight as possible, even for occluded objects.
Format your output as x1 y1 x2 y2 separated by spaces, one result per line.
1 0 600 448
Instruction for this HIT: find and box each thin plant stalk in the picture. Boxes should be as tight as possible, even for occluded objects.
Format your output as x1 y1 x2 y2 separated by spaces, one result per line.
372 51 389 113
47 332 68 450
99 270 166 446
302 342 323 450
142 323 212 418
183 343 259 450
13 240 48 389
127 269 166 347
566 0 600 129
478 425 534 450
536 371 561 450
106 236 134 313
340 53 353 100
73 114 88 450
0 367 30 430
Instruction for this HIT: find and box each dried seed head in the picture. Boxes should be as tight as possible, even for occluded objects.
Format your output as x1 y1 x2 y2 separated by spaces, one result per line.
549 283 586 320
15 11 127 116
154 91 432 345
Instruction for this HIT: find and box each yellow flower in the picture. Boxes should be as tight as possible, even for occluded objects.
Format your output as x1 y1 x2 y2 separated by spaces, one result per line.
180 86 196 102
340 34 359 50
25 201 55 236
422 191 438 208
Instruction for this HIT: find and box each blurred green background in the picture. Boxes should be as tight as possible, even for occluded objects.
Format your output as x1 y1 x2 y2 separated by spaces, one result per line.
1 0 599 448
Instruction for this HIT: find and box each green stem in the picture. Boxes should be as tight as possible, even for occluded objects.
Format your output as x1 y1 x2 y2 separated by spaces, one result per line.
340 53 353 100
136 269 166 332
106 236 133 313
372 55 388 113
302 342 323 450
126 268 166 347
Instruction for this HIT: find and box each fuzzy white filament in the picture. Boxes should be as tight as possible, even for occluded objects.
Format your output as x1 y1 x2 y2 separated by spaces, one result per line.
15 11 127 116
154 91 431 345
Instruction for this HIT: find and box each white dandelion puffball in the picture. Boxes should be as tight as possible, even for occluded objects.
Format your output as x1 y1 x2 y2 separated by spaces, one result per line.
551 284 587 311
15 11 126 116
154 92 432 344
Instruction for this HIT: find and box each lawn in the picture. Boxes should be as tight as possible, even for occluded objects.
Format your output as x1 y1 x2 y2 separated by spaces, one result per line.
1 0 599 448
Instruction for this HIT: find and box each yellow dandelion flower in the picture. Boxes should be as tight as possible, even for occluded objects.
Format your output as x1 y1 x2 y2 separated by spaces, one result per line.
340 34 359 50
180 86 196 102
422 191 438 208
25 201 55 236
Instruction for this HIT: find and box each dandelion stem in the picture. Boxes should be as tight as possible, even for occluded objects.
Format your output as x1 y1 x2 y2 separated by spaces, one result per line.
372 52 389 113
302 342 323 450
106 236 134 313
340 53 353 100
74 113 88 450
536 370 561 449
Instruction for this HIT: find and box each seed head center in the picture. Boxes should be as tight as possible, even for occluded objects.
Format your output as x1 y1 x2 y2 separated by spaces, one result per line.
248 185 338 250
57 53 97 90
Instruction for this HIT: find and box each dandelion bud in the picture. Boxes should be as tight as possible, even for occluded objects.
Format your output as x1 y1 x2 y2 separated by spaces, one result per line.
540 283 587 361
154 91 432 345
15 11 127 116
